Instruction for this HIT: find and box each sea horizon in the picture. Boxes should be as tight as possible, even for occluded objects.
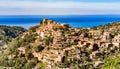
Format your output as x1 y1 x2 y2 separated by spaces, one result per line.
0 15 120 29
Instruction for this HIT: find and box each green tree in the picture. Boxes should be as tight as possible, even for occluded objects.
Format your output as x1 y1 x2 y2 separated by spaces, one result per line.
34 45 44 52
24 62 35 69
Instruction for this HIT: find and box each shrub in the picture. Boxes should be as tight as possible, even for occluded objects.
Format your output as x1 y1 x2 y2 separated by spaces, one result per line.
102 55 120 69
45 36 53 45
25 51 34 60
24 62 35 69
34 45 44 52
36 62 48 69
29 25 39 32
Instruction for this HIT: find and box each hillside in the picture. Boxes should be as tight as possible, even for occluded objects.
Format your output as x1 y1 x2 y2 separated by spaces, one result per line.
0 25 26 50
1 19 120 69
91 22 120 36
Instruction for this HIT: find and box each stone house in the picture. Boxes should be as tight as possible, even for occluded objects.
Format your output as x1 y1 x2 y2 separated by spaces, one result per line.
90 51 101 59
100 42 109 48
112 34 120 43
112 34 120 47
89 30 101 36
101 32 110 42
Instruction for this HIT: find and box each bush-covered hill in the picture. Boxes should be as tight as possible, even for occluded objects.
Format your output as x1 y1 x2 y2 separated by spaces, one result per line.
0 25 26 38
0 25 26 50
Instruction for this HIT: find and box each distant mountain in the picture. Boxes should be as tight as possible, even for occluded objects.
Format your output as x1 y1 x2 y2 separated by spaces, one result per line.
0 19 120 69
0 25 26 38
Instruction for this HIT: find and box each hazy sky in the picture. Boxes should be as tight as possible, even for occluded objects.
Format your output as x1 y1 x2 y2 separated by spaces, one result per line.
0 0 120 15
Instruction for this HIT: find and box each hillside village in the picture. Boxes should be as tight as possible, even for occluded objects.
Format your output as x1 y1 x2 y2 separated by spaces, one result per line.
0 19 120 69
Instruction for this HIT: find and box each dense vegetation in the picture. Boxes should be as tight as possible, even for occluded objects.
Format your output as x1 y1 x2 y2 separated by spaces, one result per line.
0 25 26 38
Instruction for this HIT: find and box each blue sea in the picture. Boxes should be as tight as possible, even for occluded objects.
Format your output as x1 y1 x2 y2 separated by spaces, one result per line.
0 15 120 29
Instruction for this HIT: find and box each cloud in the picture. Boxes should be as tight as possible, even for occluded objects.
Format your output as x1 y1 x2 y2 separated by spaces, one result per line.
0 0 120 15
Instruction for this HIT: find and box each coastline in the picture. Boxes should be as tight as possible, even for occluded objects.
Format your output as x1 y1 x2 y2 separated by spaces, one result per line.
0 15 120 29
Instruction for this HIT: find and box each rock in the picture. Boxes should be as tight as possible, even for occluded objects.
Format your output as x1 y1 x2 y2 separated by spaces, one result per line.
94 61 104 67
